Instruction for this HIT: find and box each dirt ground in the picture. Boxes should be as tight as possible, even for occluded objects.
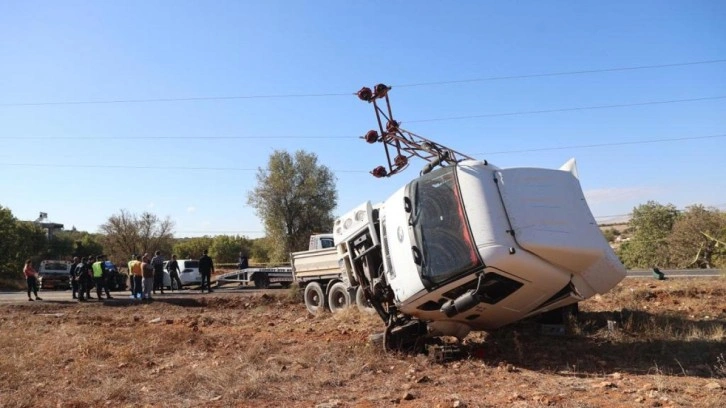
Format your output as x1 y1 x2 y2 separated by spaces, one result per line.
0 278 724 408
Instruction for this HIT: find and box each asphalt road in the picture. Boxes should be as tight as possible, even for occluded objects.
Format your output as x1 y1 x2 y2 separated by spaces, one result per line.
0 284 271 304
0 270 720 305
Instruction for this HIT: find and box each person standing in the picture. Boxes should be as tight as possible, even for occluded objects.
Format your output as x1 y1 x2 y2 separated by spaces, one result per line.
83 257 95 300
23 259 42 301
91 255 113 301
238 252 249 270
141 255 155 300
69 256 80 299
199 250 214 293
166 254 183 291
129 255 143 300
127 254 137 298
151 250 165 295
76 257 92 301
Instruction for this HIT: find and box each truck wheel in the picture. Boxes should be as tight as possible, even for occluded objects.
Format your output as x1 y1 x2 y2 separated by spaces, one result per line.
355 286 375 313
304 282 326 315
254 274 270 289
327 282 351 314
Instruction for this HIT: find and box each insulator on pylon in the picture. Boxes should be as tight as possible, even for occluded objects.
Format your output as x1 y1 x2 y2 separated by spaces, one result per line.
357 87 373 102
386 120 399 133
371 166 388 178
394 155 408 168
374 83 390 98
364 130 379 143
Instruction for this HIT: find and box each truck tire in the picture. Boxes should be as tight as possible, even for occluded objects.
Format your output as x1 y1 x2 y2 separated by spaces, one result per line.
253 274 270 289
327 282 351 314
304 282 326 315
355 286 375 313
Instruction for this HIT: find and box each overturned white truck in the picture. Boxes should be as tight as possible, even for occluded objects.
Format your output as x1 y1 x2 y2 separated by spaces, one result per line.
319 85 627 351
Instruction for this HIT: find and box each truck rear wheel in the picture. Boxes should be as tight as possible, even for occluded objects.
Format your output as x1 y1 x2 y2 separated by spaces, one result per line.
303 282 326 315
327 282 351 313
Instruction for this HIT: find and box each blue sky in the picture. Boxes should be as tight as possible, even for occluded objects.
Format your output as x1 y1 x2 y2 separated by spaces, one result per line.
1 1 725 237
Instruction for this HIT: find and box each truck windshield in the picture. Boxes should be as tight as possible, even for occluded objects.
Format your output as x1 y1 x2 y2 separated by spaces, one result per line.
410 166 481 286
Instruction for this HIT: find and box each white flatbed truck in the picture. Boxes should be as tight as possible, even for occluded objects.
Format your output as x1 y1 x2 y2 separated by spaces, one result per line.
290 234 372 314
215 234 338 290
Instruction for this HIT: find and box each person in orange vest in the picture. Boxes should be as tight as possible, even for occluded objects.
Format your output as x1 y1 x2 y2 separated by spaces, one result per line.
128 255 143 300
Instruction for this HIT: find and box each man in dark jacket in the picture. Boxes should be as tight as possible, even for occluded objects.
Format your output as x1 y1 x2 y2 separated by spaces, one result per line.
76 257 92 302
199 250 214 293
69 256 80 299
166 254 183 291
151 250 165 295
238 252 248 270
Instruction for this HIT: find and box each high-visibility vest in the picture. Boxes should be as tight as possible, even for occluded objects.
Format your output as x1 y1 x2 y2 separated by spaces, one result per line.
92 261 104 278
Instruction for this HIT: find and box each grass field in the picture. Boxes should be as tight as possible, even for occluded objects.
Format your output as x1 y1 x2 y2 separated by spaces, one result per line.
0 278 724 407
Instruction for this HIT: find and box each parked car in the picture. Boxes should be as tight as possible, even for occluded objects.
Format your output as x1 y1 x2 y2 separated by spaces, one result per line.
38 260 72 290
162 259 201 289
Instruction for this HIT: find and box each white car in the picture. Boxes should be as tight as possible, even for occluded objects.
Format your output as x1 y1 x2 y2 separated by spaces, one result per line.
162 259 201 289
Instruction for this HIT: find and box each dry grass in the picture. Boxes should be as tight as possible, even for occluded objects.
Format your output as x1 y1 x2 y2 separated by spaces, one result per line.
0 278 724 407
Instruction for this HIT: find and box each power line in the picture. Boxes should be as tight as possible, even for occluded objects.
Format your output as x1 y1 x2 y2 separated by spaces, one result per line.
2 95 724 141
0 133 724 169
1 58 724 107
476 134 726 156
0 163 369 173
0 135 355 140
406 95 726 123
394 59 726 88
0 92 353 107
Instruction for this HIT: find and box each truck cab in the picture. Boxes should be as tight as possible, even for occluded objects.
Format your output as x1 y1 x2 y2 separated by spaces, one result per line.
336 159 626 341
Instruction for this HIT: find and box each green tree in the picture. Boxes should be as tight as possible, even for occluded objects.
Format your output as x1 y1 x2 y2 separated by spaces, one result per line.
601 227 621 243
100 210 175 265
210 235 253 264
0 206 47 285
617 201 679 268
667 205 726 268
249 237 271 264
247 150 337 261
173 237 214 260
72 233 105 258
46 233 74 259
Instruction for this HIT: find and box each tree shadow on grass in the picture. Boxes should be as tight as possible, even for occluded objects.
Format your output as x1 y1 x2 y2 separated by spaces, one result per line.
469 310 725 378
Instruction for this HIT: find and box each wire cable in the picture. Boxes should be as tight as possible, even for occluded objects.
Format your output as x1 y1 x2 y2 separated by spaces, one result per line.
2 95 724 140
1 134 724 166
1 58 724 107
0 92 353 107
476 133 726 156
0 162 370 173
394 59 726 88
406 95 726 123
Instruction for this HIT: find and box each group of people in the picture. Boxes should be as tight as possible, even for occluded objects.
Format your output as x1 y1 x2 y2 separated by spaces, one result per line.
23 249 218 302
126 252 164 300
24 255 114 302
125 251 197 300
68 255 115 301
